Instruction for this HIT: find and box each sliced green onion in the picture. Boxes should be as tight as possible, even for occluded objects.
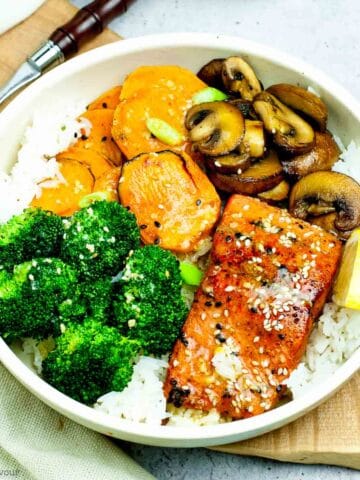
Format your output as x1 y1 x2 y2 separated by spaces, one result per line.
79 191 111 209
180 262 204 286
146 117 184 146
192 87 228 105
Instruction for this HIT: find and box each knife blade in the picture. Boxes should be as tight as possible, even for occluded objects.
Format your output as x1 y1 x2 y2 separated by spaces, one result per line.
0 0 132 106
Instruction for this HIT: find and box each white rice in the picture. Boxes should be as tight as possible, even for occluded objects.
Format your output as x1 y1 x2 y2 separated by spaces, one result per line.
21 337 55 374
94 356 169 425
333 138 360 183
8 103 360 427
286 303 360 396
0 101 90 223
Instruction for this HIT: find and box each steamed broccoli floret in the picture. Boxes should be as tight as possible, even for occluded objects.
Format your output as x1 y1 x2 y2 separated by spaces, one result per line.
0 258 78 340
113 246 188 355
59 278 114 324
42 318 140 404
60 201 141 280
0 208 64 271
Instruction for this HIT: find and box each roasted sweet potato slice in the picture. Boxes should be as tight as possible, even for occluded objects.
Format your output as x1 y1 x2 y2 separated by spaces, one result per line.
113 87 188 159
87 85 122 110
31 159 94 216
68 109 122 166
56 148 113 178
118 151 221 252
93 166 121 202
113 65 206 159
120 65 205 100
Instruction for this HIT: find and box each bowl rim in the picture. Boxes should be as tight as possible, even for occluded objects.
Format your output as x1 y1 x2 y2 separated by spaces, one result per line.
0 32 359 446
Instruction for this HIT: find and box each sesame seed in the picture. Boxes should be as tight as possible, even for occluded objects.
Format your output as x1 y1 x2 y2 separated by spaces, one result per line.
224 286 235 292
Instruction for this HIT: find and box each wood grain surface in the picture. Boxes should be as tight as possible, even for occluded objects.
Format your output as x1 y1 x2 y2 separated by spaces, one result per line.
0 0 359 470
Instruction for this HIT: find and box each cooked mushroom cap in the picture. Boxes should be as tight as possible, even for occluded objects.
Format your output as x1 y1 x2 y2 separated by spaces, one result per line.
253 91 315 154
283 131 340 178
185 101 245 156
209 149 283 195
311 213 352 241
241 120 265 158
267 84 328 131
197 58 225 89
206 152 252 175
289 171 360 231
228 99 257 119
258 180 290 203
222 56 262 101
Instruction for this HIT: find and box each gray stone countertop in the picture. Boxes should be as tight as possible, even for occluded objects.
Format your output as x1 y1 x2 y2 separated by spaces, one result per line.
73 1 360 478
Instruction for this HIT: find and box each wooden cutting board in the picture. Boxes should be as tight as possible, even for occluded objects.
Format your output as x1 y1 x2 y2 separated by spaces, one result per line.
0 0 359 470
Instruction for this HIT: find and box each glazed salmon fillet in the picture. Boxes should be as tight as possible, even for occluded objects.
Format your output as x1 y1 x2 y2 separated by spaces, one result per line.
164 194 342 419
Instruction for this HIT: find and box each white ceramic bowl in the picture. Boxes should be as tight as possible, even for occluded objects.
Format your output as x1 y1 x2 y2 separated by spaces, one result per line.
0 33 359 448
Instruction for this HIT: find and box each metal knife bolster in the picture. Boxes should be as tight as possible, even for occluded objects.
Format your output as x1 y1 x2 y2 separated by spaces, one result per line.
28 40 65 72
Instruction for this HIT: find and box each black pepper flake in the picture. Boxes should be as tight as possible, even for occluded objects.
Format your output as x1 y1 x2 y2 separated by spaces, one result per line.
179 331 189 346
250 307 258 313
278 334 286 340
222 391 231 399
215 333 226 343
170 378 177 386
205 301 212 307
74 132 78 138
102 102 108 108
265 246 273 254
154 221 161 228
271 369 276 374
225 235 232 243
101 136 107 142
168 386 190 408
81 134 88 140
140 224 148 229
235 232 242 239
154 237 160 245
215 323 223 330
196 199 202 206
215 301 222 307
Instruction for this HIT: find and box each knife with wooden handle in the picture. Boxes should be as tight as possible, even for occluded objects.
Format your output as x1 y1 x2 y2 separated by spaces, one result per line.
0 0 133 106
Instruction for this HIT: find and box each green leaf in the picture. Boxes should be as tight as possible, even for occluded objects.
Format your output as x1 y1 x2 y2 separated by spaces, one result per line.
146 117 184 146
79 191 111 209
192 87 228 105
180 262 203 286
